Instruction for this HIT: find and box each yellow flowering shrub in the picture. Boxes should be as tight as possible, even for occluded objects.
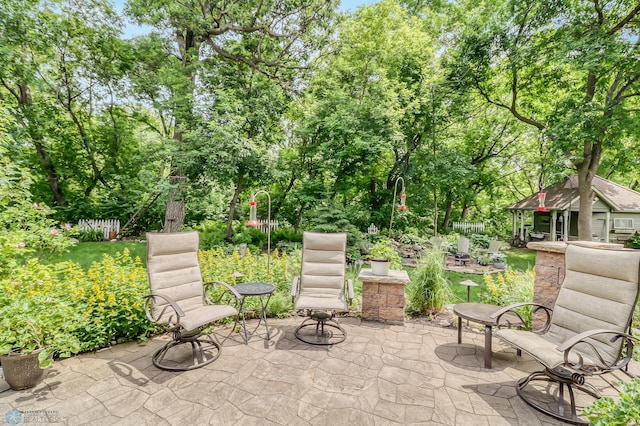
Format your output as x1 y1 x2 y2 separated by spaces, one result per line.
482 268 535 329
0 244 299 358
0 249 156 355
199 247 295 316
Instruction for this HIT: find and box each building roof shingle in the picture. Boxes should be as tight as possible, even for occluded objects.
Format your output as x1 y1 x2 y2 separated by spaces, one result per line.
508 175 640 212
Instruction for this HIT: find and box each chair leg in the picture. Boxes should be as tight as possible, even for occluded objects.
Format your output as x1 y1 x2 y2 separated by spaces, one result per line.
515 368 601 425
152 331 221 371
294 312 347 345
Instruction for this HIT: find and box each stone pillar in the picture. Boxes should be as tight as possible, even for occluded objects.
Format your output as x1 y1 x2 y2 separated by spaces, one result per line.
358 269 410 325
527 241 623 329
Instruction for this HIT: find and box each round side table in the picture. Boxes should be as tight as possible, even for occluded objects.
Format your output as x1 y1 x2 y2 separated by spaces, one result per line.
234 282 275 344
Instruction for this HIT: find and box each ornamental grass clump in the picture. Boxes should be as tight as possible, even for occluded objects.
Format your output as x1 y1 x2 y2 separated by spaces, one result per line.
406 248 453 315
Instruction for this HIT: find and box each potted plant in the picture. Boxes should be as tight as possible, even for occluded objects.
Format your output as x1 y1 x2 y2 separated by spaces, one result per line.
0 296 82 390
491 253 507 269
369 240 403 276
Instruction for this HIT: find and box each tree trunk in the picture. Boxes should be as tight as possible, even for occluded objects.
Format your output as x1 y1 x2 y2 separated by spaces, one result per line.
163 199 184 232
161 28 197 232
576 162 598 240
461 203 470 221
33 141 67 207
226 177 243 241
13 84 68 206
441 195 453 232
294 205 304 233
574 134 602 240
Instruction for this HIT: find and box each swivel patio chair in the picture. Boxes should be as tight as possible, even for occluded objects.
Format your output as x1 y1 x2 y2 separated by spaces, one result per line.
491 244 640 424
291 232 353 345
145 231 240 371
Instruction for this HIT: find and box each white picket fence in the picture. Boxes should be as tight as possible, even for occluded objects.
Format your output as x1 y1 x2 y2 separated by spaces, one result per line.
452 221 485 234
78 219 120 239
255 219 279 234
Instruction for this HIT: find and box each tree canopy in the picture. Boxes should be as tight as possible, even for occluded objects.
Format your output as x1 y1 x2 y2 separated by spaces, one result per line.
1 0 639 240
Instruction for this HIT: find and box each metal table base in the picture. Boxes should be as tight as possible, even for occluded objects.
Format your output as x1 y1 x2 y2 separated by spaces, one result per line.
234 282 275 344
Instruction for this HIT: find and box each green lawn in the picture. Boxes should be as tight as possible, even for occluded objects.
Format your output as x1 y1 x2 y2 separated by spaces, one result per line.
42 241 147 270
445 248 536 304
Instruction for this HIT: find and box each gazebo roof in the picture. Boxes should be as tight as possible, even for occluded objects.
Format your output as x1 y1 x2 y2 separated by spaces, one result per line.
508 175 640 212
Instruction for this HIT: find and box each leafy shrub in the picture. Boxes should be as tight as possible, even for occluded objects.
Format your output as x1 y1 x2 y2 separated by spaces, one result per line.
582 378 640 425
469 233 493 249
194 220 228 249
0 250 156 355
482 268 535 329
265 292 294 318
199 247 295 317
398 231 426 246
369 239 402 269
78 229 105 242
406 249 453 315
271 227 303 253
77 251 156 347
627 235 640 249
0 157 76 275
0 279 84 367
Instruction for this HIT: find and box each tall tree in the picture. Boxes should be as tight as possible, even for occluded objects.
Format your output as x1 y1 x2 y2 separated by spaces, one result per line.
126 0 339 233
291 0 437 230
451 0 640 239
0 0 155 222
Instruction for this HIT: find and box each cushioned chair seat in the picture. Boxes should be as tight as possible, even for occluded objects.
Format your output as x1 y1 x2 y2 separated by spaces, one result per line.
495 329 583 369
179 304 239 332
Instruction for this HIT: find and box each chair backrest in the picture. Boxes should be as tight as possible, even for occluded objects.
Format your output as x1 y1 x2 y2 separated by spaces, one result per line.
299 232 347 303
457 237 470 254
429 236 442 249
146 231 204 324
487 240 501 253
547 244 640 365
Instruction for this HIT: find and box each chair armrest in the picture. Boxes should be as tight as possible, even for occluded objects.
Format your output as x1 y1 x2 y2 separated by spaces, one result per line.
557 329 638 372
291 276 299 304
490 302 553 333
204 281 242 304
346 279 354 305
144 293 184 327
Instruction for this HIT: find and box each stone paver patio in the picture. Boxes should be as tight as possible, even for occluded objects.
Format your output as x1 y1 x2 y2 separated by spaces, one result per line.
1 316 636 425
